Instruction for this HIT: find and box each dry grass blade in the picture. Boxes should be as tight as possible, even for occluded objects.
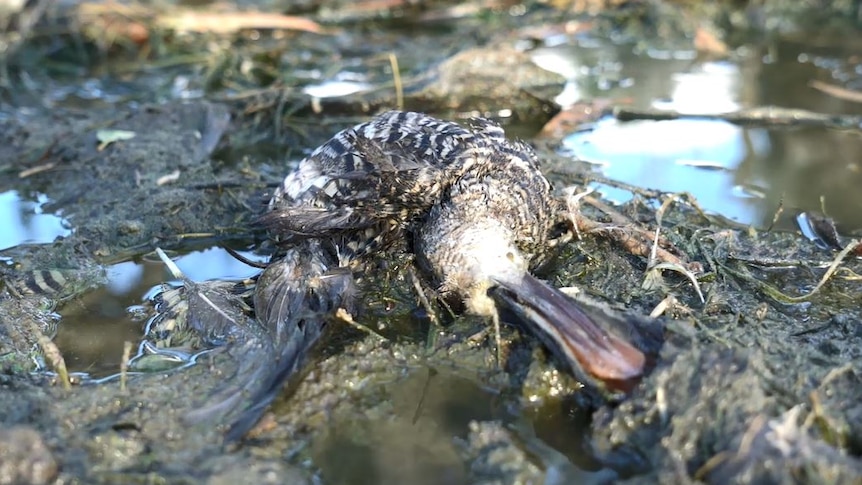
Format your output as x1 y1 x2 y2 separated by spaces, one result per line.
120 341 133 393
155 247 184 279
649 195 705 303
834 267 862 281
784 239 862 302
37 334 71 390
809 80 862 104
650 294 677 318
389 52 404 111
648 262 706 304
334 308 387 341
565 188 706 303
723 239 861 303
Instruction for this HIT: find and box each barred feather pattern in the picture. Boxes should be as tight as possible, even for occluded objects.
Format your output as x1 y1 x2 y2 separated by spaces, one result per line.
236 111 573 439
415 136 560 294
262 110 512 264
221 239 357 442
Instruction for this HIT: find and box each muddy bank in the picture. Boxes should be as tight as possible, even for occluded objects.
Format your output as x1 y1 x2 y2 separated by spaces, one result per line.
0 102 245 257
2 97 859 484
1 1 862 484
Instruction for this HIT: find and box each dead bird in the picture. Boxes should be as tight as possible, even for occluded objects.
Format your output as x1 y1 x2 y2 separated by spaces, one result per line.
261 110 507 263
265 108 645 387
149 244 355 442
226 111 488 440
243 111 646 438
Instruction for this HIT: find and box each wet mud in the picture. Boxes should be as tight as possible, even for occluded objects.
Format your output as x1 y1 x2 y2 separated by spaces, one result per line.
1 1 861 484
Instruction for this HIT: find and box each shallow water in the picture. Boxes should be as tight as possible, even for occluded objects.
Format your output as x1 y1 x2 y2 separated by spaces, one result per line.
313 367 503 484
53 247 265 378
534 37 862 231
0 190 72 251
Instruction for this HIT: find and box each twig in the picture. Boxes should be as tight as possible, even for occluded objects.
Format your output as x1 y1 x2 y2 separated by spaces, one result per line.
563 186 593 240
224 246 268 269
19 162 57 178
614 105 862 129
411 367 437 425
18 138 60 178
37 334 71 390
409 268 440 329
572 213 694 271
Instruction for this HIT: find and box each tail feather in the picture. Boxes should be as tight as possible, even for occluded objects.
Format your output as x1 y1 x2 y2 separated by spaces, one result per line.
184 243 356 442
226 245 356 441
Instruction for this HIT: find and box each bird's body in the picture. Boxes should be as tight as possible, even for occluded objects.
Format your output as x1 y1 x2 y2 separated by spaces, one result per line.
231 112 492 439
263 110 509 266
237 111 645 440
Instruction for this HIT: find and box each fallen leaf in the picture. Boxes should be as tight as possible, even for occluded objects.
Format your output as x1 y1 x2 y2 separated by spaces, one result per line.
96 129 136 151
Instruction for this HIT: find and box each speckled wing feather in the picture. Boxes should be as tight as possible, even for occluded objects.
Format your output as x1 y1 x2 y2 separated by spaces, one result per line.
222 241 357 442
260 111 508 258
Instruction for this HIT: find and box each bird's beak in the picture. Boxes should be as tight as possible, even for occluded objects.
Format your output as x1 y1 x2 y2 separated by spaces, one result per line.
492 273 646 389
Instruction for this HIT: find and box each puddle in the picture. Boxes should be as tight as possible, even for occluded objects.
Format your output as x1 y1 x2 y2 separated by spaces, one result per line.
531 38 862 231
0 190 73 251
313 368 496 484
564 117 769 224
313 366 595 484
54 247 266 378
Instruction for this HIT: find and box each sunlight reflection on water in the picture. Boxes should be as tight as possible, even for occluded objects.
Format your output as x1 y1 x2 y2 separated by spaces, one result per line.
0 190 72 251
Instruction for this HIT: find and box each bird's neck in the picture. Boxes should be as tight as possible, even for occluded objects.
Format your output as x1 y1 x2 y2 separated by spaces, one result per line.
437 222 528 316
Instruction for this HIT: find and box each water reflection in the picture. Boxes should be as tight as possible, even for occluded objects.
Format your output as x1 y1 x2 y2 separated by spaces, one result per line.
739 126 862 230
304 79 373 98
537 35 862 231
661 61 740 113
0 190 72 251
564 117 769 224
55 247 265 377
312 367 598 485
